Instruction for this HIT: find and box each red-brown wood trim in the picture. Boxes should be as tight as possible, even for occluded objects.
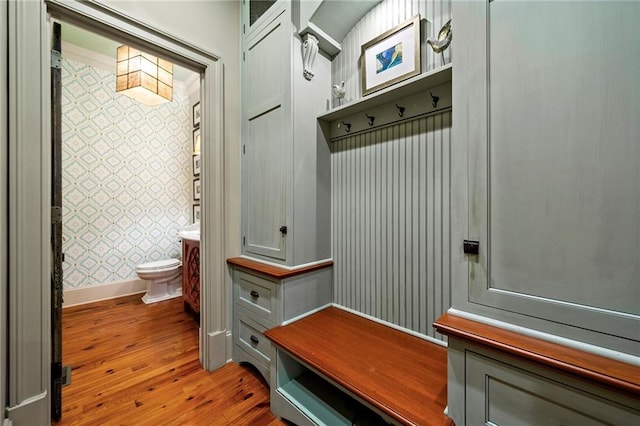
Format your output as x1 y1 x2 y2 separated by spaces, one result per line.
434 312 640 395
265 307 453 426
226 257 333 279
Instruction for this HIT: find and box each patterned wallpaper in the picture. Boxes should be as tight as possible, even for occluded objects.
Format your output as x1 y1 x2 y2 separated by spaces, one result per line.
61 57 192 290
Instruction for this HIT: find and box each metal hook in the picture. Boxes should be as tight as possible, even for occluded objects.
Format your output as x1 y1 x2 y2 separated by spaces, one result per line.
341 120 351 132
365 113 375 127
430 92 439 108
395 103 405 117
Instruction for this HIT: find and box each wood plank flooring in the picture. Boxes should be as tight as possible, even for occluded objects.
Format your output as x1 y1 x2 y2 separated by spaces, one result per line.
54 294 287 426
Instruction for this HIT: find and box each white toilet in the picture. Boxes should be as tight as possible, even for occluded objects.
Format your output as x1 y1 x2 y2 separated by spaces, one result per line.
136 258 183 304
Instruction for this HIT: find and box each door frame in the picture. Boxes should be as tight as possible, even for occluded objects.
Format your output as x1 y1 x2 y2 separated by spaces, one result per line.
1 0 8 421
6 0 228 422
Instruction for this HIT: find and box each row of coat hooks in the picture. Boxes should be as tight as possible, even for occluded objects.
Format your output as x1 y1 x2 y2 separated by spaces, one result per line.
339 91 440 133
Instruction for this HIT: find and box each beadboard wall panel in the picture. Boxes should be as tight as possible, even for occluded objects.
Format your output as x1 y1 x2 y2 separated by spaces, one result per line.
331 0 451 107
331 111 451 339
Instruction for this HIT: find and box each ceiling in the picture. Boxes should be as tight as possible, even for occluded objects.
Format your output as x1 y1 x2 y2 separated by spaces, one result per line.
60 22 195 83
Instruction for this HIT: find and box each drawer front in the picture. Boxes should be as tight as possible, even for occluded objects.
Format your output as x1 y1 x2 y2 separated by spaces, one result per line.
235 311 272 365
465 351 640 425
236 271 276 323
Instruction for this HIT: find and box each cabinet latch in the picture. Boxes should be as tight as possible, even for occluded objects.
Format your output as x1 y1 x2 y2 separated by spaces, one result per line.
463 240 480 255
279 225 288 235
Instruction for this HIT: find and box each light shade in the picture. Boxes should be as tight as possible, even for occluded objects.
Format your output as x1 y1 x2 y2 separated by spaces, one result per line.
116 45 173 106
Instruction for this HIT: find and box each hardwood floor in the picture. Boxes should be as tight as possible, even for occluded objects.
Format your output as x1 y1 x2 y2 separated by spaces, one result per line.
55 294 287 426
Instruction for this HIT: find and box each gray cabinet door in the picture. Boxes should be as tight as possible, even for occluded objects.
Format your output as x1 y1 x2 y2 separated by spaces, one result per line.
243 9 291 261
465 351 639 425
454 1 640 347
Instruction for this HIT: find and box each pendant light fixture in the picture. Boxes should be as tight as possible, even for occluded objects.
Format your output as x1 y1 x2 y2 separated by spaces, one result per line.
116 45 173 106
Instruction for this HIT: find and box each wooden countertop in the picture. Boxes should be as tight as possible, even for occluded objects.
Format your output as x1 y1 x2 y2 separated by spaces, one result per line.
226 257 333 279
434 312 640 395
265 306 453 426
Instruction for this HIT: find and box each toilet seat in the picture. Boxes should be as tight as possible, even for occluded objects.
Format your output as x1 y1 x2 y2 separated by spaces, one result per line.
136 258 181 273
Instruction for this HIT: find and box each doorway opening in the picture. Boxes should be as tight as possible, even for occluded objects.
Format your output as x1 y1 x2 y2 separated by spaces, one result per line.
52 18 203 420
42 1 228 421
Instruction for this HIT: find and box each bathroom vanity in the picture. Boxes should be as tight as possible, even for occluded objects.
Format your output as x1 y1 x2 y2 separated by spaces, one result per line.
181 238 200 315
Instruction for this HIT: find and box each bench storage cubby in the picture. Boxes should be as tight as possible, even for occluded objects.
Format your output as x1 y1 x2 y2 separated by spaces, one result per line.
265 306 453 426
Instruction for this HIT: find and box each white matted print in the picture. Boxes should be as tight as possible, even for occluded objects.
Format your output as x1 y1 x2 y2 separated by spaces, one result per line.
193 205 201 223
361 15 421 96
193 178 201 201
192 154 200 176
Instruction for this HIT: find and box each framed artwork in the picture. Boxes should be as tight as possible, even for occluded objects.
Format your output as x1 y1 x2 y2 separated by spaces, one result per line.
192 154 201 176
193 205 201 223
361 15 421 96
193 178 201 201
192 101 201 128
193 128 201 154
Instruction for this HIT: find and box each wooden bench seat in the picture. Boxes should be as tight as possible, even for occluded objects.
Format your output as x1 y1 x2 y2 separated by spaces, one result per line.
264 306 453 426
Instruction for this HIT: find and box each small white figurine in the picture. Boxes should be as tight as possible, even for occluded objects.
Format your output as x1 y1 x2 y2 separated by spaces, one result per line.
427 19 452 65
332 81 346 99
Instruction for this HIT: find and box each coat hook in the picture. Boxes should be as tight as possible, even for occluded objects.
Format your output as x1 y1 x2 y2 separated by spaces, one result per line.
395 103 405 117
341 120 351 132
430 92 439 108
365 113 375 127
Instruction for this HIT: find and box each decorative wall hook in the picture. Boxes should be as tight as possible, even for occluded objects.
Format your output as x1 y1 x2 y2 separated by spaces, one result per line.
341 120 351 132
430 92 439 108
302 33 319 81
365 113 375 127
395 104 405 117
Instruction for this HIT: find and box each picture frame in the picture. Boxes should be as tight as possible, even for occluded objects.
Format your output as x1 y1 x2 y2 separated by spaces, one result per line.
193 178 201 201
192 128 201 154
361 15 421 96
192 154 201 176
192 101 201 128
193 204 201 223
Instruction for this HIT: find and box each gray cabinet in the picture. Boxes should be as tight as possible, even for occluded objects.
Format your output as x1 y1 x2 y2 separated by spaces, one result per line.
452 0 640 355
448 2 640 423
241 1 331 266
448 339 640 425
231 264 332 385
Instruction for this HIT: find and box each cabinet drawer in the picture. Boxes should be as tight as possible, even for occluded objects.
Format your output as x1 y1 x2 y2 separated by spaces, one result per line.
235 311 272 365
465 351 640 425
236 271 276 323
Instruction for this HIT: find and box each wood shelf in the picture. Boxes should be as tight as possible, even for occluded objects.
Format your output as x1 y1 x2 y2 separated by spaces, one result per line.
434 312 640 395
318 64 452 123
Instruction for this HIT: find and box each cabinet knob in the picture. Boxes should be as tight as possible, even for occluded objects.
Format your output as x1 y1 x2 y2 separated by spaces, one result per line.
250 335 259 345
250 290 259 298
279 225 288 235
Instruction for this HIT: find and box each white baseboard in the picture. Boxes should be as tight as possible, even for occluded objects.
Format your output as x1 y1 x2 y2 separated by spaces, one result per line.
63 279 147 308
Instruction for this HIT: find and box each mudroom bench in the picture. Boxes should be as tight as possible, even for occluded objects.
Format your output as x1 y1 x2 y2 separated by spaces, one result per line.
264 306 453 426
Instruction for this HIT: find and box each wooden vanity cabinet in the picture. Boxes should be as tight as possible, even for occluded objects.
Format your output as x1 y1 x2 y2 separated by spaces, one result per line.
182 239 200 314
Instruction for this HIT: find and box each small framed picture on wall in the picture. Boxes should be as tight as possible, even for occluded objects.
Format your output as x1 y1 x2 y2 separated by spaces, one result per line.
361 15 421 96
192 154 201 176
193 178 201 201
193 128 201 154
193 101 201 128
193 205 201 223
